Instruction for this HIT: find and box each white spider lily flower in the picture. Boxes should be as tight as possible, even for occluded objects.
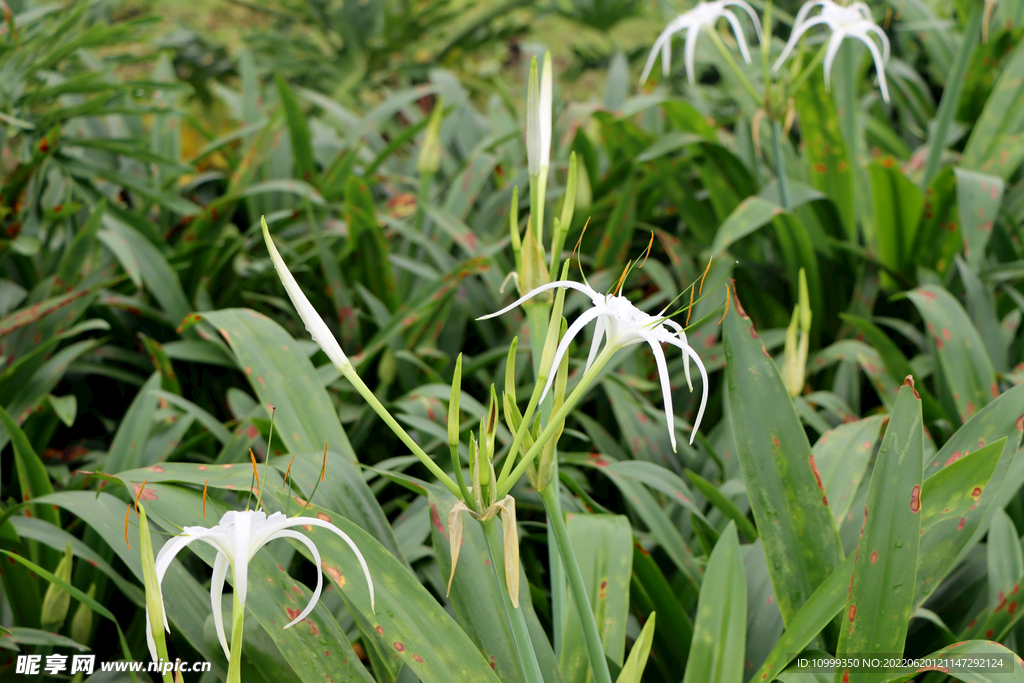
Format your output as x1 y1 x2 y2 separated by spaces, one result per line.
641 0 762 85
480 281 708 450
773 0 891 102
262 217 351 372
146 509 374 661
527 51 553 176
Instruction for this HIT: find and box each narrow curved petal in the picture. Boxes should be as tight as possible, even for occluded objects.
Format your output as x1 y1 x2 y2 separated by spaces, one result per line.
278 517 376 611
722 10 753 64
585 315 606 372
262 220 350 372
661 36 672 77
210 553 231 660
854 30 890 101
822 30 847 92
791 0 828 34
273 531 325 628
684 23 702 84
863 23 890 63
640 26 673 83
232 512 252 610
644 334 677 452
540 306 605 402
772 14 828 71
148 532 209 660
685 345 709 442
661 336 709 443
726 0 763 41
477 281 601 320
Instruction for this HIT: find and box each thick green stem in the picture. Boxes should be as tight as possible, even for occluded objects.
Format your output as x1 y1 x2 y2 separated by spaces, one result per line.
227 594 245 683
922 2 983 187
482 518 546 683
771 120 791 210
496 346 614 498
340 366 462 498
540 486 612 683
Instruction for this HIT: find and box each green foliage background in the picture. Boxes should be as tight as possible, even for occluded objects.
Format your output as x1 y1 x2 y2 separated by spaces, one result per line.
2 0 1024 681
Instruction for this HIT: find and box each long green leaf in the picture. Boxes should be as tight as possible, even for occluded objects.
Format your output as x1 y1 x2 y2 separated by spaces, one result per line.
723 304 843 625
835 381 923 683
905 285 997 425
681 523 745 683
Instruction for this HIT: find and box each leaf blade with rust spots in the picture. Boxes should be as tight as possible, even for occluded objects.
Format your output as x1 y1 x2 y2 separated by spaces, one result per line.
954 168 1005 270
561 514 633 681
906 285 997 426
920 438 1004 529
201 309 356 461
723 304 843 627
812 416 885 524
835 382 923 683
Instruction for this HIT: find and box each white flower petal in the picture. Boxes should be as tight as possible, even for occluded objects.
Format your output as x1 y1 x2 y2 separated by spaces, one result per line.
276 517 376 612
822 30 847 92
210 554 231 660
273 530 325 628
646 334 677 452
540 306 606 402
585 315 607 372
684 21 702 85
726 0 763 41
478 280 602 320
148 532 211 661
232 511 253 610
262 219 351 372
722 10 753 64
773 15 829 71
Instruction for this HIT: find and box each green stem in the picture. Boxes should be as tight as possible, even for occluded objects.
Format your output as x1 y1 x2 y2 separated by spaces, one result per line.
450 444 477 514
708 28 762 104
340 366 462 498
771 119 791 210
921 2 983 187
496 345 614 498
482 518 546 683
497 354 547 484
227 594 245 683
540 486 612 683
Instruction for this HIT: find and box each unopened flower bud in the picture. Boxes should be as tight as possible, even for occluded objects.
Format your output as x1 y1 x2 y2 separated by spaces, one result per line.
70 584 96 644
41 543 74 631
417 96 444 175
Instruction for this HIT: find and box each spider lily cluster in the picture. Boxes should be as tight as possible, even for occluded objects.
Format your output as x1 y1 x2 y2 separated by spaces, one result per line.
643 0 892 102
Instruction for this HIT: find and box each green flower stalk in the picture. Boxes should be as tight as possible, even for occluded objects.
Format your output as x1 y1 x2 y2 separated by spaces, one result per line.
262 217 463 499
